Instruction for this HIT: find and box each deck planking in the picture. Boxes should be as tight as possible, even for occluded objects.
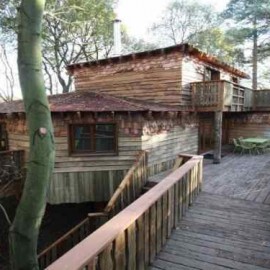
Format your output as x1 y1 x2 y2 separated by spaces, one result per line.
151 152 270 270
203 152 270 204
151 192 270 270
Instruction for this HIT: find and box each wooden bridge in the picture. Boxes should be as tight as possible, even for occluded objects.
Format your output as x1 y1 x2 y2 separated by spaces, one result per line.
45 152 270 270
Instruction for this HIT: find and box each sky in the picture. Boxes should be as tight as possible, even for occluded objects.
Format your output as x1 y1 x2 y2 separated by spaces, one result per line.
1 0 231 100
117 0 229 39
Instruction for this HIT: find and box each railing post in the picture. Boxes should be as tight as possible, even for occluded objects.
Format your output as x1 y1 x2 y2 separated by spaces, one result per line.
219 81 225 111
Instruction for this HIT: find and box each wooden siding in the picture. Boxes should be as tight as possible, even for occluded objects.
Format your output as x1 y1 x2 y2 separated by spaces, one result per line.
229 124 270 141
73 52 183 106
226 112 270 142
142 124 198 177
2 113 199 204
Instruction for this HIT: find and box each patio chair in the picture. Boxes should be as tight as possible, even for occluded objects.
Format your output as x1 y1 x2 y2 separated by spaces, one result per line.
233 139 242 153
239 141 256 155
256 142 270 154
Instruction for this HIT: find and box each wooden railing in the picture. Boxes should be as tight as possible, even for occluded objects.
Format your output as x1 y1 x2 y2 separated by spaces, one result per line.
38 218 93 269
191 80 253 112
254 89 270 109
38 151 148 269
191 80 223 110
46 154 203 270
0 150 25 198
104 150 148 214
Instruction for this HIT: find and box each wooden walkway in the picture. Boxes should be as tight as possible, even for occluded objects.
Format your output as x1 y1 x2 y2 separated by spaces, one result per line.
203 152 270 204
151 153 270 270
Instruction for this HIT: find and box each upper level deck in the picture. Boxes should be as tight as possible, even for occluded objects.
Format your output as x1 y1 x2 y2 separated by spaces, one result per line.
191 80 270 112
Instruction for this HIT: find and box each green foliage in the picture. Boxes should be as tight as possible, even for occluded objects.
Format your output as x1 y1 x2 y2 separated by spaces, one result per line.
149 0 244 65
150 0 216 45
122 35 157 54
42 0 116 93
0 0 117 93
189 28 245 65
223 0 270 89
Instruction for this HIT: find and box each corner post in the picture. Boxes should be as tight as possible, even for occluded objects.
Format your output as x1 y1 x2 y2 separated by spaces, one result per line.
213 111 223 164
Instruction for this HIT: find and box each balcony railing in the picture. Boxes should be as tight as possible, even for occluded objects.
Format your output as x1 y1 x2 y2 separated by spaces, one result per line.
254 89 270 109
191 80 253 112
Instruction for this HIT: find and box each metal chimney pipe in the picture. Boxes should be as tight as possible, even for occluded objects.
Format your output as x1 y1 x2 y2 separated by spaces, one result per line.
113 18 122 56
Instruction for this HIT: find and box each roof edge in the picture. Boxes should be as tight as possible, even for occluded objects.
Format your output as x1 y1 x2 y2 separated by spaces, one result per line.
67 43 249 79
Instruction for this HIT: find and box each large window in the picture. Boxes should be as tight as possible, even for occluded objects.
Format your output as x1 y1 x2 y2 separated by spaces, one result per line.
69 123 117 155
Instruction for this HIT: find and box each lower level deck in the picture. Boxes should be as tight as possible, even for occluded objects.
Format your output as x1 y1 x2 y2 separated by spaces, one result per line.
151 152 270 270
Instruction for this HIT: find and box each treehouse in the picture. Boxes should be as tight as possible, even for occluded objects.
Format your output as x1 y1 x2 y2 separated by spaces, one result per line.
2 43 270 268
1 43 270 202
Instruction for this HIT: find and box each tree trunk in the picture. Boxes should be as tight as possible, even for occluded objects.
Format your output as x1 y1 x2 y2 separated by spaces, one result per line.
213 111 222 164
9 0 55 269
252 17 258 90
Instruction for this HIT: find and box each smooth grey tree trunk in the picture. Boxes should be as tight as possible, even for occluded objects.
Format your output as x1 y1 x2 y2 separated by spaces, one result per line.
9 0 55 269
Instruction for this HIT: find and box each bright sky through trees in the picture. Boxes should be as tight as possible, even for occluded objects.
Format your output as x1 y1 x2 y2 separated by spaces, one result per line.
117 0 229 39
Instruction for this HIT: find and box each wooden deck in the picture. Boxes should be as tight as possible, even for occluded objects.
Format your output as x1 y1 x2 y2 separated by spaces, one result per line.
203 152 270 204
151 153 270 270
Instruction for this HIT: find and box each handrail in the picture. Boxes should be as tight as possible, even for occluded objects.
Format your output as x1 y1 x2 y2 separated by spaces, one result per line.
104 150 147 213
38 217 93 269
46 154 203 270
38 151 148 269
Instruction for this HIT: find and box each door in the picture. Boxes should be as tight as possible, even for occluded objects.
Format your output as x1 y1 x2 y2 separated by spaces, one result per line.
198 113 228 153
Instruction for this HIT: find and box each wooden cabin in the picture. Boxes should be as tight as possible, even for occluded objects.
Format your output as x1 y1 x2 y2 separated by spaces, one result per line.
1 43 270 202
67 43 250 110
0 91 198 204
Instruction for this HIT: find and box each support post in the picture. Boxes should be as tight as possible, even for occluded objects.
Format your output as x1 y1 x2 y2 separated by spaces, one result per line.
213 111 223 164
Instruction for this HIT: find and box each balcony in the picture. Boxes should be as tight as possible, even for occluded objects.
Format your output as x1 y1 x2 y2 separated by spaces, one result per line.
191 80 253 112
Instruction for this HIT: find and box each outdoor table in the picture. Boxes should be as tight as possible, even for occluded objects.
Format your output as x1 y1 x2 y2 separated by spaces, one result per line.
242 138 269 144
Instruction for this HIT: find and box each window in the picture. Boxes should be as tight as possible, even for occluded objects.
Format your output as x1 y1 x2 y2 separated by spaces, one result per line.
69 123 117 155
204 67 220 81
0 124 8 151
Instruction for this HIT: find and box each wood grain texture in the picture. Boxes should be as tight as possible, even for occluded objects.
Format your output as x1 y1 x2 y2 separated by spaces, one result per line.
151 192 270 270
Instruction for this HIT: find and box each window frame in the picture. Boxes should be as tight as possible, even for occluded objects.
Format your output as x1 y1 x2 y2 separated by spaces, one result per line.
204 67 220 81
68 123 118 156
0 123 8 151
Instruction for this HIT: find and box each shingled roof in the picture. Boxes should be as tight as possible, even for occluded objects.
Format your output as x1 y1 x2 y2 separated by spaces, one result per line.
0 91 181 114
67 43 249 79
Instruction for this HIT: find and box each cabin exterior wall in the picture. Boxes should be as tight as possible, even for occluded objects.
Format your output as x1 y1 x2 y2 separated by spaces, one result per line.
1 112 198 204
142 115 198 176
182 55 240 85
226 112 270 142
73 52 183 106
